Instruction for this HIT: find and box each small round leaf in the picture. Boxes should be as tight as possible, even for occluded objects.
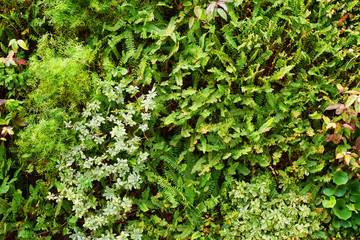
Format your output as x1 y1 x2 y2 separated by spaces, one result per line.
332 217 341 228
333 170 348 185
334 185 347 197
333 199 352 220
322 196 336 208
354 213 360 226
340 220 352 228
323 186 335 197
350 181 360 195
350 195 360 210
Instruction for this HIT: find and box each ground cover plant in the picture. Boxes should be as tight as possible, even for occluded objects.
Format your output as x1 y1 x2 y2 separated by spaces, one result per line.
1 0 360 239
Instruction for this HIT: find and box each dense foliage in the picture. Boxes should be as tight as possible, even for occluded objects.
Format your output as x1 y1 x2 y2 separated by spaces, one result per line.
1 0 360 239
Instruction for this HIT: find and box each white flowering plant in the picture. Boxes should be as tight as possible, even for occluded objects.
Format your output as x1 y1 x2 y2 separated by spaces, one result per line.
47 73 156 239
220 171 325 239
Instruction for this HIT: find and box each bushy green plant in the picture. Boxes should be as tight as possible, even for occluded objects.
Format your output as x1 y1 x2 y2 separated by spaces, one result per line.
0 140 67 239
27 35 96 110
220 171 325 239
317 85 360 175
312 84 360 238
16 35 97 174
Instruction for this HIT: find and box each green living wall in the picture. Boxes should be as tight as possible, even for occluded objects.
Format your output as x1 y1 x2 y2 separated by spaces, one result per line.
1 0 360 239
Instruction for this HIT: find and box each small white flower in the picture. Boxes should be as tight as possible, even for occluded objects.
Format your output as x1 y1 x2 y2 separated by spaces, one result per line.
64 121 72 128
126 85 139 95
141 112 151 121
131 228 142 240
139 124 148 131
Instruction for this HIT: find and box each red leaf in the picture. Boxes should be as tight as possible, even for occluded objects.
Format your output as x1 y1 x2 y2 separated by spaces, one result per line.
343 124 355 131
335 104 345 115
16 58 27 66
325 103 343 111
356 137 360 152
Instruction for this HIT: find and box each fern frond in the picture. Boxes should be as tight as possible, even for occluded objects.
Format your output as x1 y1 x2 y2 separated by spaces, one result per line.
124 30 136 55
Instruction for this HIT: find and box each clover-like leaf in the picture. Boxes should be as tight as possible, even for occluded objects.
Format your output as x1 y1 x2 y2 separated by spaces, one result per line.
333 170 348 185
322 196 336 208
333 199 352 220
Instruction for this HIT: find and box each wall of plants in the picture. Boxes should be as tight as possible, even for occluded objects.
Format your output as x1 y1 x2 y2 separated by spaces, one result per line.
1 0 360 239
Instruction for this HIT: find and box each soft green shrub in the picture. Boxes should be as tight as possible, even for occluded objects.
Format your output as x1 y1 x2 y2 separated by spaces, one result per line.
27 35 96 111
16 35 97 173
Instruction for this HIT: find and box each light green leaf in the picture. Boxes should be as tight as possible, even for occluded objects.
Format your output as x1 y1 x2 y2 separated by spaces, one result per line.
183 1 192 7
333 170 348 185
309 111 323 120
17 40 28 50
191 231 201 239
8 39 16 47
139 202 149 212
191 157 206 174
323 186 335 197
259 117 274 133
272 65 294 80
217 8 227 21
345 95 359 108
118 68 128 75
165 17 176 37
189 17 195 29
194 6 202 19
322 196 336 208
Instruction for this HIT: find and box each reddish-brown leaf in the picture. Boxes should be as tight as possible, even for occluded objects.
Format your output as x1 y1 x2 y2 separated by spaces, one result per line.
355 137 360 152
16 58 27 66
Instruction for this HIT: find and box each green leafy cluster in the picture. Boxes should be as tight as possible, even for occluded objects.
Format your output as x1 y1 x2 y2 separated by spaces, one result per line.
221 171 324 239
1 0 360 239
